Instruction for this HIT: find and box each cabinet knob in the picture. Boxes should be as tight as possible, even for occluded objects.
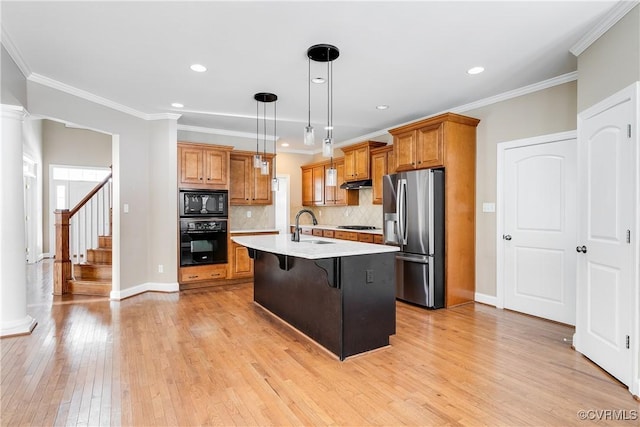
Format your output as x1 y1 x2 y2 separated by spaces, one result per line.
418 161 422 164
207 178 211 180
199 177 203 180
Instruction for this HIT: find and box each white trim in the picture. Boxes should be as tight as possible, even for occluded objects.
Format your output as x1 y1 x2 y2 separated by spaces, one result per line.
1 104 27 120
495 130 578 311
178 124 275 140
0 315 37 337
28 74 181 121
474 293 498 307
0 27 31 77
109 282 179 301
38 253 49 261
570 1 639 57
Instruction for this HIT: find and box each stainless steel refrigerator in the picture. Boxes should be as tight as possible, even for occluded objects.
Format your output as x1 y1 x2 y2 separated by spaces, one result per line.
383 168 445 308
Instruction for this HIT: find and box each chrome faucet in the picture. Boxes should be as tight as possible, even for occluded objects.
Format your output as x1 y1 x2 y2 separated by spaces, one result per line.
291 209 318 242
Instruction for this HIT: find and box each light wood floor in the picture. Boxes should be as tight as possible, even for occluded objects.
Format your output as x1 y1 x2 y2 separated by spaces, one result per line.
1 260 638 426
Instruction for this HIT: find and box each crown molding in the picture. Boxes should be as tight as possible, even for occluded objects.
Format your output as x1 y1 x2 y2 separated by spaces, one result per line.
570 0 639 56
450 72 578 115
28 73 179 122
1 104 28 120
178 124 277 141
1 26 31 77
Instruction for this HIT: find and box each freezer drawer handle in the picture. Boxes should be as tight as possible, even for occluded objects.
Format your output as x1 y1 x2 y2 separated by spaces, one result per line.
396 255 430 264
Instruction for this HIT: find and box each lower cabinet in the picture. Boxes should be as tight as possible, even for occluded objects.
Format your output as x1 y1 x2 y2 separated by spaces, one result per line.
179 264 228 283
228 231 279 279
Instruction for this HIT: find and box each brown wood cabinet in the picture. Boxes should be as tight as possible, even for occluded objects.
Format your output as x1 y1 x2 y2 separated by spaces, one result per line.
229 151 273 205
178 142 232 189
341 140 387 181
179 264 228 283
389 112 480 307
370 145 395 205
228 231 279 279
393 122 444 171
301 160 358 207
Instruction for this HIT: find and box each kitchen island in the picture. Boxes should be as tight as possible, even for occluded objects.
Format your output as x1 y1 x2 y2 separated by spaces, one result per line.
231 234 399 360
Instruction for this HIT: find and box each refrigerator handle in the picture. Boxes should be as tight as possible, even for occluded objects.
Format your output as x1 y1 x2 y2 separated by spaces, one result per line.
428 170 435 254
397 178 408 245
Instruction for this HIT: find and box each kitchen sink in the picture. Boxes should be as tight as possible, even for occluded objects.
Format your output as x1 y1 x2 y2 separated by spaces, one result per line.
301 240 335 245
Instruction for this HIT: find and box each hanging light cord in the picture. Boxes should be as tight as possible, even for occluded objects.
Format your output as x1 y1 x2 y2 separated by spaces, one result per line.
307 56 311 127
273 101 277 178
263 101 267 158
255 101 259 156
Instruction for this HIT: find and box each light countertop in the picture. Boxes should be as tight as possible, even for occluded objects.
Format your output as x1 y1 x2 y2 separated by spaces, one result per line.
232 234 398 260
296 225 383 235
229 229 279 234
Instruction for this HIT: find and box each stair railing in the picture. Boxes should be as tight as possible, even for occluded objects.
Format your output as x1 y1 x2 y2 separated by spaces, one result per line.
54 172 112 295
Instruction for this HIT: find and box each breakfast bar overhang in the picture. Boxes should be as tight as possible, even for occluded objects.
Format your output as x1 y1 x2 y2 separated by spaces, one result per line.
231 234 399 360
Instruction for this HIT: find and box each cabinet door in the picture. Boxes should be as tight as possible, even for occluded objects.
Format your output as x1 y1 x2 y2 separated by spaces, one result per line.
252 164 272 204
302 167 314 206
203 148 228 187
312 165 324 205
230 156 251 205
394 130 416 172
334 161 347 205
230 242 253 278
387 149 396 174
354 146 370 180
343 150 356 181
371 151 387 205
415 123 444 168
179 147 204 186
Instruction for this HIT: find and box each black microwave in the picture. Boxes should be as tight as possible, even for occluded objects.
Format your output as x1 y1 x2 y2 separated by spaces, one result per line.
179 190 228 217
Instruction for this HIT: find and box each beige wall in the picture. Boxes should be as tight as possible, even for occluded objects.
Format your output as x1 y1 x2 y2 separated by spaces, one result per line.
42 119 112 253
466 81 578 297
577 5 640 112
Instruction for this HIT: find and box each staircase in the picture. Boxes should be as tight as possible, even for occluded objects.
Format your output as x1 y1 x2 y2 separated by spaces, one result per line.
69 235 112 296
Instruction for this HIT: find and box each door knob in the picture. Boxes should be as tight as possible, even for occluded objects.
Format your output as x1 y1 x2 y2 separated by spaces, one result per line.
576 245 587 253
503 234 512 241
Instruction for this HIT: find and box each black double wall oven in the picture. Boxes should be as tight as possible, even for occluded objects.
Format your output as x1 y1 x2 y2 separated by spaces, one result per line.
179 190 228 267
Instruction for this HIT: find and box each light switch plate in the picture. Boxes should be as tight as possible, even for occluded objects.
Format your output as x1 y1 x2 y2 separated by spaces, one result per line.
482 202 495 213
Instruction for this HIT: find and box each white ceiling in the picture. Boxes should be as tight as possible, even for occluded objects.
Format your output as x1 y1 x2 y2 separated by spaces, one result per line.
1 1 620 152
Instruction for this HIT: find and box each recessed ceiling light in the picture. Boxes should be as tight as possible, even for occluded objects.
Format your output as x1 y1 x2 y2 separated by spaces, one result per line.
312 77 325 84
376 105 389 110
281 143 289 147
190 64 207 73
171 103 184 108
467 66 485 75
324 126 334 130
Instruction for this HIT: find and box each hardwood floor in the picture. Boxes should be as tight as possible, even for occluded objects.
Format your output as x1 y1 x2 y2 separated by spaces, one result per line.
2 260 638 426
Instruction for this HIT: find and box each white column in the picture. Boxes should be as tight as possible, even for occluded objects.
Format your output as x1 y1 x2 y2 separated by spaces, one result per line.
0 105 37 337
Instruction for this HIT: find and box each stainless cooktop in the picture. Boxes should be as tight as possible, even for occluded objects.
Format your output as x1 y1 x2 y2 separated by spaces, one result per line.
337 225 377 230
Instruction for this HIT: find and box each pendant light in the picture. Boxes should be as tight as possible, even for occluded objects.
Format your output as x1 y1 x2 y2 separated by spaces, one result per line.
303 56 315 146
307 44 339 156
253 93 278 178
271 100 279 191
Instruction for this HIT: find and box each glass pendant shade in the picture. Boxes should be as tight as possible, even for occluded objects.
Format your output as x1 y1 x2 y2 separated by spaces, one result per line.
326 167 337 187
253 153 262 168
304 126 315 146
271 177 279 192
260 160 269 175
322 137 333 158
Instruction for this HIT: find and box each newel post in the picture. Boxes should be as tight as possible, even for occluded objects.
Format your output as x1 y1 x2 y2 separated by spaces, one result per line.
54 209 72 295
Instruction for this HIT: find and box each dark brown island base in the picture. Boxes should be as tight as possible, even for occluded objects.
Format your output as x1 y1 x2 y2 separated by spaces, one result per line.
232 234 399 360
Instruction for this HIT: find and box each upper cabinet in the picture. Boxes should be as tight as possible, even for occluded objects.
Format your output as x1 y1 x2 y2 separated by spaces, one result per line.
370 145 395 205
229 151 274 205
178 142 233 190
341 141 387 181
390 113 479 173
301 159 358 207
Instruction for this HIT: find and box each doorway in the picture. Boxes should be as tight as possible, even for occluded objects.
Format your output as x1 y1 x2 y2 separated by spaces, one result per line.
274 174 290 236
497 131 578 325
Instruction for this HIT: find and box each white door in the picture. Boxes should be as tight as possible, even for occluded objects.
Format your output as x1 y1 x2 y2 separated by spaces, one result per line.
575 91 635 387
274 175 290 235
502 138 577 325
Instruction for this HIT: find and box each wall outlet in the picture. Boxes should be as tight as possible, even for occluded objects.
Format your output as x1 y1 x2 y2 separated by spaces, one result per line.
366 269 374 283
158 264 163 273
246 211 252 218
123 203 129 213
319 210 322 217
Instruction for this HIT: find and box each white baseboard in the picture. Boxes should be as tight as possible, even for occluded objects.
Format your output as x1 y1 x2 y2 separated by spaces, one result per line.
1 315 37 337
474 292 498 307
110 282 179 300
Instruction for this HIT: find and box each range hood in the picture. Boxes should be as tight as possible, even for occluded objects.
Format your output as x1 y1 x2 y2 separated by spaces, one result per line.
340 179 372 189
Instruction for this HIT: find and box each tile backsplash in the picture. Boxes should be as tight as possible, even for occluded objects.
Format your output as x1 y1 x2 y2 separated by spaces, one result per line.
230 189 383 230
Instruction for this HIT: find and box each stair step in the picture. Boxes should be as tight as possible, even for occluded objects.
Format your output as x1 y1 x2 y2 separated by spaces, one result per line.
69 279 111 297
73 263 112 280
87 248 112 264
98 235 112 249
